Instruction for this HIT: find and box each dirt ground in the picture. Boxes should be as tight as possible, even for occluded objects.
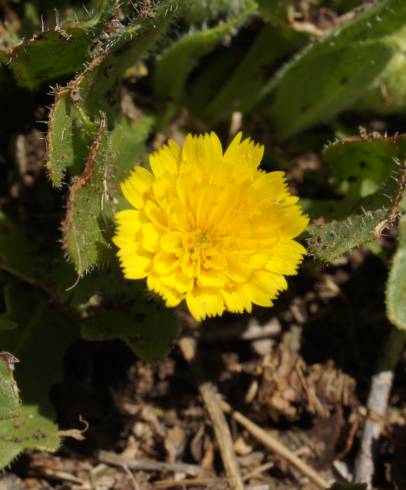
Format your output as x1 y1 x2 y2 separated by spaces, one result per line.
3 230 405 489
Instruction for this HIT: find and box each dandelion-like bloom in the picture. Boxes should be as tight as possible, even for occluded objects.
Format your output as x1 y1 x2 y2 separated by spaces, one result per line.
113 132 308 321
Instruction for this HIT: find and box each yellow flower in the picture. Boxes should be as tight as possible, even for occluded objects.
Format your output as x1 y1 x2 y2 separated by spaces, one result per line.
113 132 308 321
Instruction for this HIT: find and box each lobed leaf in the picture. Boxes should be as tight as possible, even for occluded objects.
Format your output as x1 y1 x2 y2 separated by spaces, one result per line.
307 208 386 262
46 0 177 187
0 406 59 469
62 112 153 275
308 132 406 261
1 0 118 89
47 1 177 272
78 0 179 121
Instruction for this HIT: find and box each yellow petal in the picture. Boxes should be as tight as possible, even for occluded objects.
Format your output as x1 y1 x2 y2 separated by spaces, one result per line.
244 270 287 307
198 268 225 288
225 253 252 282
161 231 183 253
186 287 224 321
144 199 167 227
223 284 252 314
141 223 161 252
182 132 223 168
279 207 309 238
224 132 264 169
120 249 152 279
159 270 193 294
250 171 288 203
266 239 306 275
121 166 153 209
153 251 179 275
147 275 183 307
149 139 180 177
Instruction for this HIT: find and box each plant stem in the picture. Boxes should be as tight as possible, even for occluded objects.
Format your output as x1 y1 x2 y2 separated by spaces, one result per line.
354 327 406 487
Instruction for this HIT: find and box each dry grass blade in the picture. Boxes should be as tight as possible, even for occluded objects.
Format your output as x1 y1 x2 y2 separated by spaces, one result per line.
220 400 331 490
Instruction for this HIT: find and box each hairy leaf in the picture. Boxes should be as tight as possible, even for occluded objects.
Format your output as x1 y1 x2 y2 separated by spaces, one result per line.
0 406 59 469
308 208 386 262
0 354 20 421
154 0 256 125
46 90 96 188
261 0 406 139
201 24 307 123
308 133 406 260
179 0 250 22
62 112 153 275
386 194 406 330
323 133 406 206
1 0 117 89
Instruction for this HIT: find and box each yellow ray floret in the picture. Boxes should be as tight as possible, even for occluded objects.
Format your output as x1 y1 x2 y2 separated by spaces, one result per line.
113 132 309 321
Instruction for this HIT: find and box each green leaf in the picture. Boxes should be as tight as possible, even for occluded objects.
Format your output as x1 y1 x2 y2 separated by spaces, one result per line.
386 194 406 330
0 284 79 468
201 24 307 124
80 267 180 361
256 0 291 22
0 320 18 331
154 0 256 125
178 0 250 23
47 1 177 272
0 354 20 421
307 132 406 261
1 0 117 89
46 0 177 187
307 208 386 262
323 133 406 205
62 111 153 275
79 0 179 122
356 38 406 114
46 90 96 188
82 301 179 362
0 406 59 469
0 284 79 412
261 0 406 139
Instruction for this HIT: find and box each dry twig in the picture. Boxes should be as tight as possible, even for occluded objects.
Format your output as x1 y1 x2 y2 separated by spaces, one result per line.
154 477 219 488
220 400 330 490
179 336 246 490
354 328 406 487
98 450 204 477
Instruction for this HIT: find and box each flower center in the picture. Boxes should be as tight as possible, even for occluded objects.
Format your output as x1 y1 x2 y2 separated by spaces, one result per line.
182 230 217 276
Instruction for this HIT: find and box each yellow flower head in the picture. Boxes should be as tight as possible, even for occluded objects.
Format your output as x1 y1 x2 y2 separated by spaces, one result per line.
113 132 308 321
